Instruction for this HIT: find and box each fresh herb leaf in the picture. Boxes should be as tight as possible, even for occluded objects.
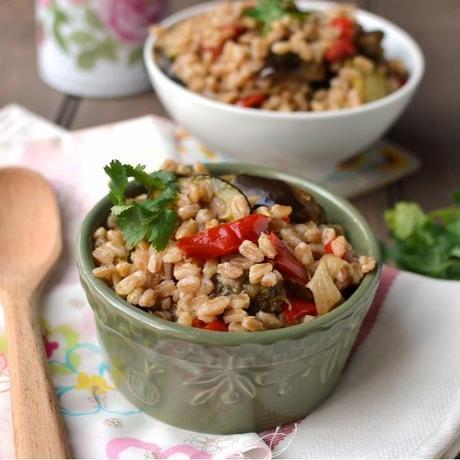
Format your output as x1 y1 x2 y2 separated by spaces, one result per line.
104 160 128 206
384 202 426 239
115 206 146 249
104 162 179 250
124 164 176 190
147 209 177 250
384 196 460 280
111 204 133 216
244 0 309 33
454 190 460 204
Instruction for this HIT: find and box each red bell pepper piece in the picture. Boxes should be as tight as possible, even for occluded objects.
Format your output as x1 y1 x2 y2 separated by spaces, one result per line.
325 17 357 63
177 214 269 259
325 38 357 63
192 318 228 331
192 318 207 328
324 239 334 254
331 17 356 40
205 319 228 331
283 299 317 325
235 93 266 108
269 232 309 285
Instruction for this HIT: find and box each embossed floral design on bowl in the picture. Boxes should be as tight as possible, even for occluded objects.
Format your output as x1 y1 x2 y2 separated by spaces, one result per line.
76 163 381 434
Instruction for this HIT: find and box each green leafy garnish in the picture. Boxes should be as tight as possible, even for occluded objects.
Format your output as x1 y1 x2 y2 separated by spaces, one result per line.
104 160 178 250
244 0 309 33
384 192 460 279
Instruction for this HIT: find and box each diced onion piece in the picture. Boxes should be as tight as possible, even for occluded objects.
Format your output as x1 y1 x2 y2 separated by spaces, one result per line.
307 257 342 315
322 254 350 278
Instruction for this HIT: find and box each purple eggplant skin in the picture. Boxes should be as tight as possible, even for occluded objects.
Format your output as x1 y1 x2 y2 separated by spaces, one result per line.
232 174 326 224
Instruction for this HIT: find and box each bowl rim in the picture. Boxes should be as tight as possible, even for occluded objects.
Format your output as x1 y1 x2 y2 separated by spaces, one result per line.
143 0 425 120
76 163 382 346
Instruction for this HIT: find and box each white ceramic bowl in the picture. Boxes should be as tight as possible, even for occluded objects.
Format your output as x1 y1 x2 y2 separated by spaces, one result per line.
144 1 424 176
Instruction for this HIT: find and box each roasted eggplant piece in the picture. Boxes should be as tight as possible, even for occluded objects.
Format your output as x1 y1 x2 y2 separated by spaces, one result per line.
261 52 327 83
232 174 326 224
284 279 314 303
356 29 385 60
244 283 286 314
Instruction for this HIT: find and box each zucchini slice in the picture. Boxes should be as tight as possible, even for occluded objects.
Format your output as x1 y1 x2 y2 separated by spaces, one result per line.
180 175 250 222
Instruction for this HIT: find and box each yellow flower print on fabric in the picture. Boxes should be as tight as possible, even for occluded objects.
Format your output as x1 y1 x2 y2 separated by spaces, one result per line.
75 372 114 396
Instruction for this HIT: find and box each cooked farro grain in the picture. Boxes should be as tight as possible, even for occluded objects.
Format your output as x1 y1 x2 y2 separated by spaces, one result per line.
177 275 201 294
127 287 144 305
258 233 276 258
93 265 112 281
239 240 264 262
249 263 273 284
177 311 193 326
197 296 231 319
260 271 278 288
270 204 292 220
94 227 106 240
93 245 116 265
177 203 200 220
217 262 244 279
115 270 146 296
115 261 133 277
93 161 377 332
147 252 163 274
157 279 176 297
256 311 282 329
294 242 314 267
228 321 246 332
139 288 157 308
162 246 184 263
242 316 264 331
174 261 201 280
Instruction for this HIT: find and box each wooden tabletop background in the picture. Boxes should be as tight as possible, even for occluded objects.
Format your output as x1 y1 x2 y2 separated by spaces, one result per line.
1 0 460 243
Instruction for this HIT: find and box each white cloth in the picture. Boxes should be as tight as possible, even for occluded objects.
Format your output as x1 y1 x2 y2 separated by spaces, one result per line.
280 271 460 459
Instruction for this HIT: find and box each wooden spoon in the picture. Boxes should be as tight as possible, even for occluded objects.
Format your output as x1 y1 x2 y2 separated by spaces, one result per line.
0 167 71 458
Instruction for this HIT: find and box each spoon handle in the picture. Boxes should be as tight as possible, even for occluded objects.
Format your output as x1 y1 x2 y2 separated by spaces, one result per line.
4 293 72 459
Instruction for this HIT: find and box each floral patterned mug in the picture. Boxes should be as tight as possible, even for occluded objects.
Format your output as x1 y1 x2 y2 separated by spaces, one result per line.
35 0 167 97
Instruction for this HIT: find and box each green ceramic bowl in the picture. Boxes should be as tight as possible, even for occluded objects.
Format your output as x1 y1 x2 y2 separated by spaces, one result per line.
76 163 381 434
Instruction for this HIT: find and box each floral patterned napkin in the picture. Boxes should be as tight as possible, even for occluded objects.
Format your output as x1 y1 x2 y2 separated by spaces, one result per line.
3 105 457 460
0 108 276 459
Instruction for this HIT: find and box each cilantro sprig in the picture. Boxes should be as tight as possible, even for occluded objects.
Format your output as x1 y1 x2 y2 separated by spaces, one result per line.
104 161 178 250
384 191 460 279
244 0 309 34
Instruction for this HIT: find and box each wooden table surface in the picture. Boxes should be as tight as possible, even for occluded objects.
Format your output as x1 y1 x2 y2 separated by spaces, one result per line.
1 0 460 244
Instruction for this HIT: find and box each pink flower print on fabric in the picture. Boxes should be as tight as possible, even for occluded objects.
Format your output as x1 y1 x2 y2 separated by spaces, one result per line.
44 336 59 358
99 0 167 45
106 438 212 459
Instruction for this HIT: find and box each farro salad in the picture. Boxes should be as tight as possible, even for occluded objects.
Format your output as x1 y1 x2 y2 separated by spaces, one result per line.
152 0 408 112
92 161 376 332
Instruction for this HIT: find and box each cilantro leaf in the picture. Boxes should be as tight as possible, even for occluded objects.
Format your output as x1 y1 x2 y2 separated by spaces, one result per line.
111 204 133 216
124 164 176 190
384 196 460 280
104 160 128 206
384 202 427 239
244 0 309 33
454 190 460 204
147 209 177 250
115 206 146 248
103 161 179 250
